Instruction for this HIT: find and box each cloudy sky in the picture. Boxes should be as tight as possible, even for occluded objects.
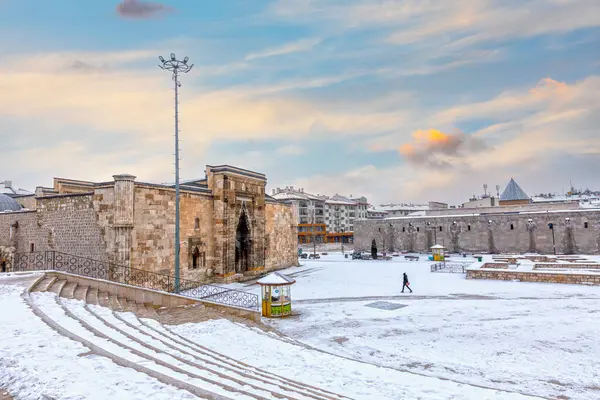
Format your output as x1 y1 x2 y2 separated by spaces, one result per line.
1 0 599 204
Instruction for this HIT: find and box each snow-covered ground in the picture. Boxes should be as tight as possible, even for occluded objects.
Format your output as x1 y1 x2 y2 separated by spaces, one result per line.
0 273 195 400
226 253 600 400
2 253 599 399
172 319 536 400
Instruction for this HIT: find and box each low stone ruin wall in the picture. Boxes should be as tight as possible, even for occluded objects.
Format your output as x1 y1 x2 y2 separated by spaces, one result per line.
479 262 511 269
533 263 600 270
467 269 600 286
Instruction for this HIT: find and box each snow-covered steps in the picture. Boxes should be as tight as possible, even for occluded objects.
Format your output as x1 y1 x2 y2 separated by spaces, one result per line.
28 291 348 400
135 317 350 400
25 275 349 399
107 311 347 400
31 275 155 320
29 291 241 399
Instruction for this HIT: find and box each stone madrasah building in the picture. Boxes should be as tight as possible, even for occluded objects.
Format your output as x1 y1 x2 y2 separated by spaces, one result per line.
355 178 600 255
0 165 298 282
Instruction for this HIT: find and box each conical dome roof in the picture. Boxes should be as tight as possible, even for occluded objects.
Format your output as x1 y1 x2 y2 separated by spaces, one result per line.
500 178 529 201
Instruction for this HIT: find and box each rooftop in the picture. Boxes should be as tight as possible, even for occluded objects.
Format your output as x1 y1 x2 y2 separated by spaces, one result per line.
256 272 296 285
0 193 22 212
500 178 529 201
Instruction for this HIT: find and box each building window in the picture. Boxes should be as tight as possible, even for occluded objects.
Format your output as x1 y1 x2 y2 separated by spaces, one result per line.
402 227 405 233
510 224 514 230
584 222 589 229
30 243 34 253
468 225 471 231
439 226 442 232
194 217 200 230
417 227 420 232
191 247 205 269
378 228 381 232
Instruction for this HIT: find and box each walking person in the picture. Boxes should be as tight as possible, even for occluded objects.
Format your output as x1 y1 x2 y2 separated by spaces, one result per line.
402 272 413 293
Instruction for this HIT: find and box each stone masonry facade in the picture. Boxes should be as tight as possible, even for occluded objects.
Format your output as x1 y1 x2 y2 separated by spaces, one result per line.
354 210 600 255
0 165 298 282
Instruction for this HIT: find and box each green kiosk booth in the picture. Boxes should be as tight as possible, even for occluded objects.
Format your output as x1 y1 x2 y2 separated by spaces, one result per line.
257 272 296 318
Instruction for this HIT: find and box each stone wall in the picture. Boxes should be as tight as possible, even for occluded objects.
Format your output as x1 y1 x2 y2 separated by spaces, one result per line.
2 166 299 284
130 185 215 282
14 195 36 210
467 268 600 285
207 166 268 280
265 201 299 271
92 187 117 263
355 210 600 254
0 194 107 261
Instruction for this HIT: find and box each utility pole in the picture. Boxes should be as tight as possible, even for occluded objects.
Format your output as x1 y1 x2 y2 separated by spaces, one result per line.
158 53 194 293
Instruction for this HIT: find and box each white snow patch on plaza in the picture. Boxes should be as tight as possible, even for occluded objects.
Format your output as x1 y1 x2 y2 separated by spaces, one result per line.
172 319 537 400
2 253 600 399
240 254 600 400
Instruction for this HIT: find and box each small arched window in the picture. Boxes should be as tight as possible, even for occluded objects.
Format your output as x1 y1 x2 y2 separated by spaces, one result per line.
468 225 471 231
417 227 420 232
30 243 34 253
194 217 200 230
584 222 589 229
402 227 406 233
510 224 514 230
439 226 443 232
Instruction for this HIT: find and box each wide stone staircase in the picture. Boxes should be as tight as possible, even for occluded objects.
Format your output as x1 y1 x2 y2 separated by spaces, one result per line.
26 275 351 400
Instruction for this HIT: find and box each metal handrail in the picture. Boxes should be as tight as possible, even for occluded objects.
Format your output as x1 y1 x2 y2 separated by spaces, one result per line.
11 251 259 310
430 262 467 273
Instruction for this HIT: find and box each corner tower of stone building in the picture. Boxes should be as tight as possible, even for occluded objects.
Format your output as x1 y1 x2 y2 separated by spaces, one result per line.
113 174 136 266
206 165 267 282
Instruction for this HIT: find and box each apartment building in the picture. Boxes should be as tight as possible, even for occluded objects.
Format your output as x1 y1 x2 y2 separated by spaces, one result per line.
271 187 366 244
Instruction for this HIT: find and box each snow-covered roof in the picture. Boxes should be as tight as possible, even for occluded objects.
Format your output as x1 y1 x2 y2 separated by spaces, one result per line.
407 210 427 217
378 203 429 211
500 178 529 201
531 194 600 204
272 191 310 201
367 205 388 213
271 190 327 202
431 244 445 249
257 272 296 285
326 195 357 206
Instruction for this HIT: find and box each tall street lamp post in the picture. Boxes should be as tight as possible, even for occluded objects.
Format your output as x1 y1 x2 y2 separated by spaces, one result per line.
158 53 194 293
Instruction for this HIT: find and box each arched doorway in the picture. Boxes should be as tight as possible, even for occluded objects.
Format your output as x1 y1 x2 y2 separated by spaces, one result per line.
235 210 251 273
371 239 378 260
1 260 6 273
192 246 200 268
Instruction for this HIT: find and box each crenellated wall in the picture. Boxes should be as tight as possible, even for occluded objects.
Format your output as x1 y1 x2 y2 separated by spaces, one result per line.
355 210 600 254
